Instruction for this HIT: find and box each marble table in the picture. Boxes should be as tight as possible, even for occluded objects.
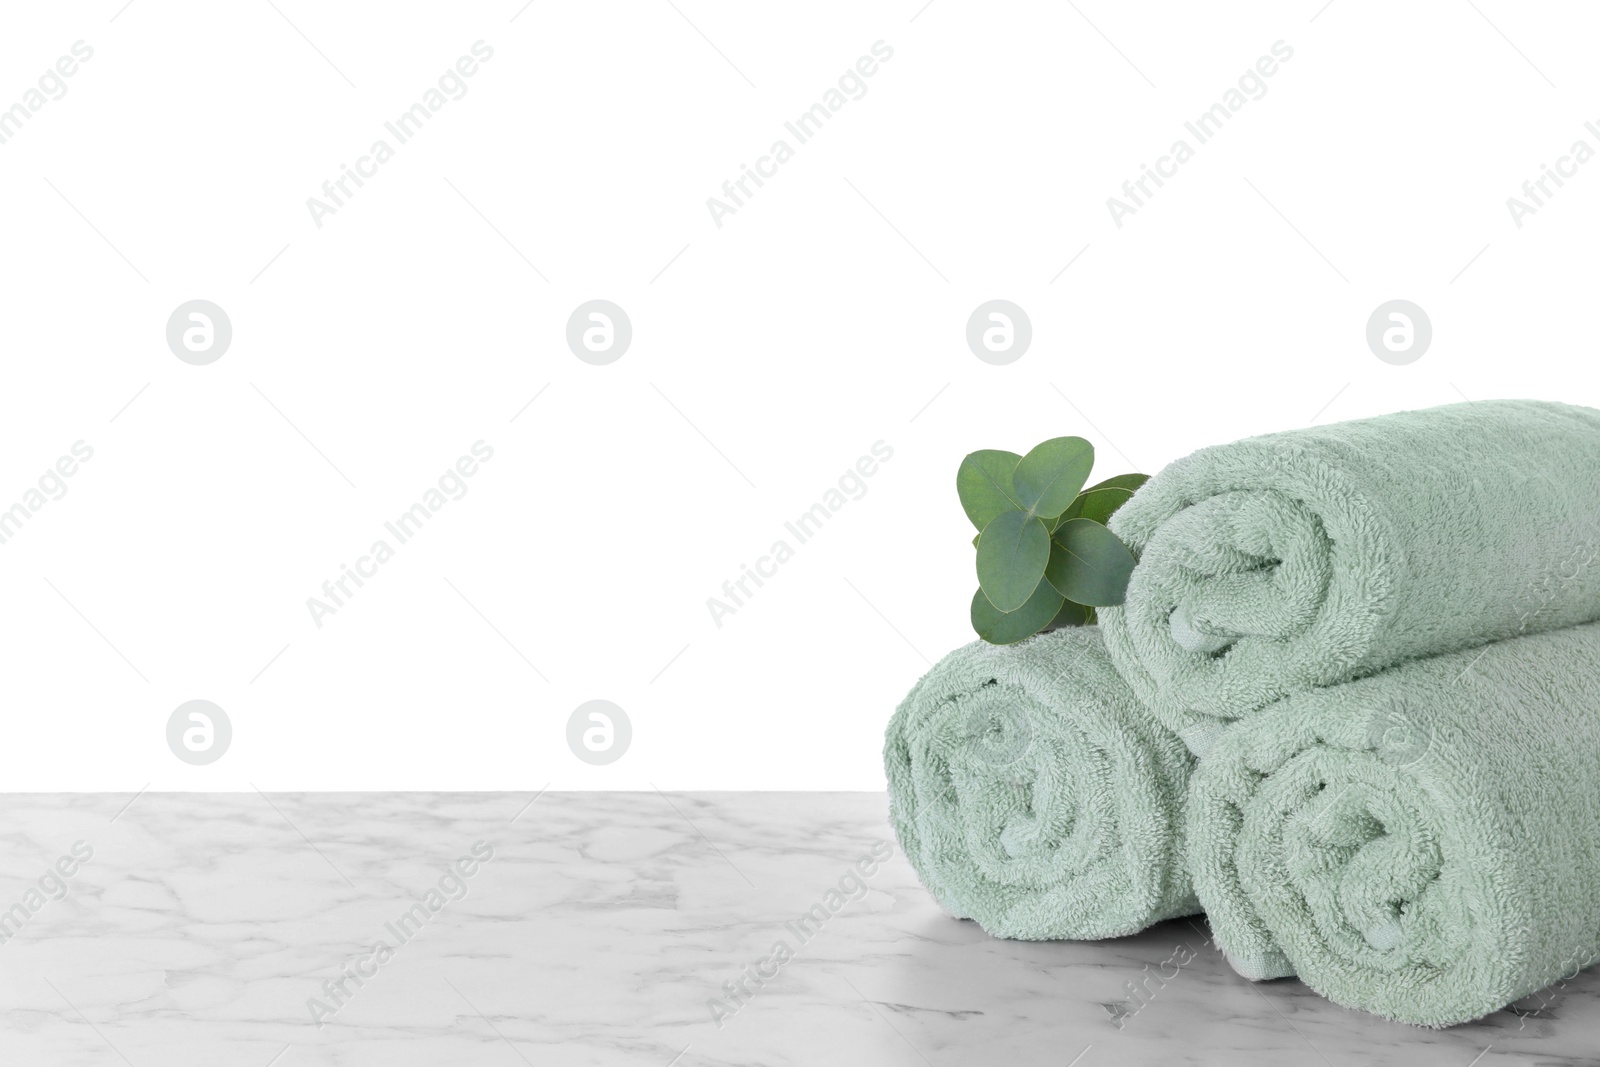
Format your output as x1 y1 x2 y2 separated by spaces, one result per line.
0 792 1594 1066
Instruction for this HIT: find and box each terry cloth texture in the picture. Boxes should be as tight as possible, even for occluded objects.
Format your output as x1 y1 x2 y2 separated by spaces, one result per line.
884 626 1199 940
1098 399 1600 752
1187 621 1600 1026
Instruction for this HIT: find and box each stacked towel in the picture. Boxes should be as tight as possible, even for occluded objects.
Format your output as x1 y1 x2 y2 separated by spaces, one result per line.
1097 399 1600 753
1187 622 1600 1025
886 399 1600 1027
884 626 1198 939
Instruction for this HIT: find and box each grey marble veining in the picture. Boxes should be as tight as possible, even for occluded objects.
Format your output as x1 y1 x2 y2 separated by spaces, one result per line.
0 792 1594 1066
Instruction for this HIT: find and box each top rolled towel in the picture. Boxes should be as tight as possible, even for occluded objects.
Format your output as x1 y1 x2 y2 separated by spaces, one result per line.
1098 399 1600 751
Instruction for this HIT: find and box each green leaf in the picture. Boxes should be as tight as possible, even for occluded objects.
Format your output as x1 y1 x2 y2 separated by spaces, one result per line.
1043 599 1093 630
1046 518 1137 606
1083 473 1150 494
1013 437 1094 520
1064 487 1135 526
1058 473 1149 527
971 581 1064 644
977 510 1051 612
956 450 1024 531
1043 541 1074 597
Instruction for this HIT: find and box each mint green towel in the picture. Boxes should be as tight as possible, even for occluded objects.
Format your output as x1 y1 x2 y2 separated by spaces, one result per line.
884 626 1199 939
1099 399 1600 752
1188 621 1600 1026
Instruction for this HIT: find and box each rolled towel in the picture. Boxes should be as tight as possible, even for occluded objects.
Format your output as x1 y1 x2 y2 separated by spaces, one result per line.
1099 399 1600 751
1188 621 1600 1026
884 626 1198 940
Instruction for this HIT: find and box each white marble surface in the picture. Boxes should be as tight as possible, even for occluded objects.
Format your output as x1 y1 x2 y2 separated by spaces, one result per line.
0 792 1595 1066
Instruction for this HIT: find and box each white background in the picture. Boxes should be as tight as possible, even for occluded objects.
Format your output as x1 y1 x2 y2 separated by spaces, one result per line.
1 0 1597 790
